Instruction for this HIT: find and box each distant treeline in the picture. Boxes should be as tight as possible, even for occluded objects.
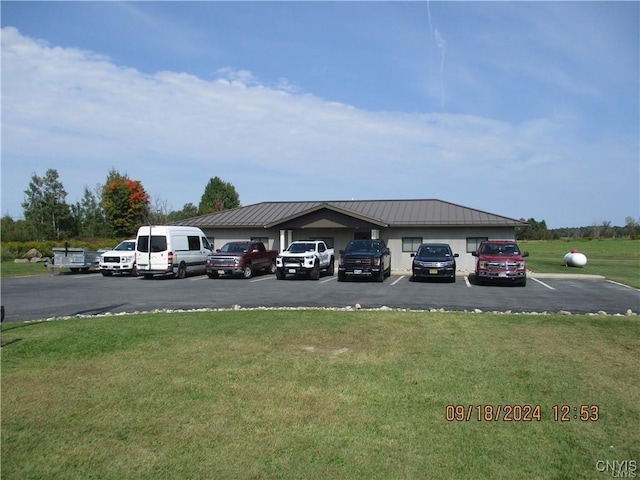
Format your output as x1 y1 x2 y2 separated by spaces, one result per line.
517 217 640 240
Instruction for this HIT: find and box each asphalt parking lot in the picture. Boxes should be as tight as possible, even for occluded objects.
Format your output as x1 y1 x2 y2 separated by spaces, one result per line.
2 270 639 322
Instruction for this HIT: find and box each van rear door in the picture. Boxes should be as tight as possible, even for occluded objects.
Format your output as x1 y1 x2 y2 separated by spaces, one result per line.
137 234 170 273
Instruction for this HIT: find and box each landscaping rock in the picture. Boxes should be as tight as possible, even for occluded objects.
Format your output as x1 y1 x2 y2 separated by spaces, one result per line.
24 248 43 260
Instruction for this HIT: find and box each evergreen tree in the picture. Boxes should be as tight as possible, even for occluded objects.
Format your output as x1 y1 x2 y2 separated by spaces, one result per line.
199 177 240 215
73 185 108 237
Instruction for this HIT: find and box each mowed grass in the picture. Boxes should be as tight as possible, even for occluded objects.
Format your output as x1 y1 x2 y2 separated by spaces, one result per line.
521 239 640 288
2 310 638 479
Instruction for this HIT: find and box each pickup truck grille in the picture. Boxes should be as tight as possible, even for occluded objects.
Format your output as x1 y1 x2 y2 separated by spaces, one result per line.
343 258 374 267
103 256 120 263
209 257 237 267
487 261 520 269
281 256 304 267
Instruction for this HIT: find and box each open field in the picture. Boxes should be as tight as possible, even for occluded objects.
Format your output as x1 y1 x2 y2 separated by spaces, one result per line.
1 259 52 278
2 310 638 479
520 239 639 289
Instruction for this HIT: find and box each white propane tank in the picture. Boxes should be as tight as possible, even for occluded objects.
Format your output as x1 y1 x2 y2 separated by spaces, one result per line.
564 249 588 268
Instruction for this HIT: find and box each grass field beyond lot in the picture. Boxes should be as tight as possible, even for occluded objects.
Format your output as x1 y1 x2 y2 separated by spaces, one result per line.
2 310 638 479
520 238 639 288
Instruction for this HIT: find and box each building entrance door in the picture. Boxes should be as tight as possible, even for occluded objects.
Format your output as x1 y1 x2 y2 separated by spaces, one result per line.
354 231 371 240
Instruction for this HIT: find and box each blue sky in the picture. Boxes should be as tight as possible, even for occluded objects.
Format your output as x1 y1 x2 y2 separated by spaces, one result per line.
2 1 638 228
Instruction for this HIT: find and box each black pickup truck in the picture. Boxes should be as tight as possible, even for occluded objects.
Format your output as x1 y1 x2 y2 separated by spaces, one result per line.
338 239 391 282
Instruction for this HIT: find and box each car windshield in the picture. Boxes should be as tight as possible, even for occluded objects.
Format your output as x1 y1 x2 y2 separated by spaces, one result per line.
288 243 316 253
481 244 520 255
114 241 135 251
417 245 450 257
220 242 249 253
345 240 382 252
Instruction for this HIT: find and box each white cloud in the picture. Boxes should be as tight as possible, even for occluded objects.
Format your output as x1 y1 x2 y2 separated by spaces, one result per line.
1 27 637 227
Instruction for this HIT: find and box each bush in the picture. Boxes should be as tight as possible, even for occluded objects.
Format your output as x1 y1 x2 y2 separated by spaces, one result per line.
1 239 124 262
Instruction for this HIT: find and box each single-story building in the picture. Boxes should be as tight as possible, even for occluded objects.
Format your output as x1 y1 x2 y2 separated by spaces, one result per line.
173 199 526 271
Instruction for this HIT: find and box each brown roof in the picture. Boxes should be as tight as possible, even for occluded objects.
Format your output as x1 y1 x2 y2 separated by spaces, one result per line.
174 199 525 229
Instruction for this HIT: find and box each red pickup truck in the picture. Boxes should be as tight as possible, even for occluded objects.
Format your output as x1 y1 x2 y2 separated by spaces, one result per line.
206 241 278 279
472 240 529 286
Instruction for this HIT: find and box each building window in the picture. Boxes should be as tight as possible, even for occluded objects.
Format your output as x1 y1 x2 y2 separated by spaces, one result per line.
402 237 423 252
466 237 488 253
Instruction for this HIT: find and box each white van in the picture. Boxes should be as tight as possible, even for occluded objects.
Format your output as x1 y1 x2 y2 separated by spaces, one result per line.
135 226 213 279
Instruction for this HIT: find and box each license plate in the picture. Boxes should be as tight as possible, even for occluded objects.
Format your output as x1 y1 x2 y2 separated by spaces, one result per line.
218 270 225 275
289 268 297 274
354 269 362 275
499 273 507 278
429 269 438 275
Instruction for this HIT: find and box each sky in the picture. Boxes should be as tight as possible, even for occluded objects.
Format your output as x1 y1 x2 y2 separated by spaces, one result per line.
1 1 638 229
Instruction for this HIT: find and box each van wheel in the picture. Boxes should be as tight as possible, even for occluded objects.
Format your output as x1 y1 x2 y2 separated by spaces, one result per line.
243 264 253 279
176 263 187 279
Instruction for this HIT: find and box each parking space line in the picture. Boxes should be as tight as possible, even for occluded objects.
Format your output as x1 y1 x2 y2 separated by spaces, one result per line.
191 275 209 281
250 276 276 283
391 275 405 286
531 277 555 290
606 279 639 291
464 276 471 288
320 276 337 284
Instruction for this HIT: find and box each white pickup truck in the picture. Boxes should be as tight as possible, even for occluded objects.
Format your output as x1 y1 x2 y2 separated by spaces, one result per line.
276 240 335 280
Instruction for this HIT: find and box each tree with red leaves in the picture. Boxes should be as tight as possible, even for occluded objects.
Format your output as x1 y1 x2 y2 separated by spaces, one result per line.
101 169 150 237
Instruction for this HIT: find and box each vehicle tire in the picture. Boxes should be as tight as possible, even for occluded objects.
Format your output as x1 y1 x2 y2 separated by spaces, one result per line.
449 275 456 283
143 274 153 280
276 268 285 280
269 259 277 274
207 272 218 279
176 263 187 279
70 268 80 273
243 264 253 279
101 270 112 277
338 271 346 282
310 262 320 280
327 257 335 276
377 263 385 282
518 278 527 287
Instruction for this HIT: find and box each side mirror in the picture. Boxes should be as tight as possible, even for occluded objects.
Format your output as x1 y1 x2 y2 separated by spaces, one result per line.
410 253 416 257
471 252 478 257
216 249 221 253
453 253 460 258
523 252 529 257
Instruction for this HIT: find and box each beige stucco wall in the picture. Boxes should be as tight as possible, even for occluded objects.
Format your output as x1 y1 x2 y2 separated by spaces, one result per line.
201 226 517 272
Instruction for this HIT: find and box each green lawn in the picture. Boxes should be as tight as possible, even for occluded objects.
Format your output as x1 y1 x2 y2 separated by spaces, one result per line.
521 238 639 288
2 310 638 479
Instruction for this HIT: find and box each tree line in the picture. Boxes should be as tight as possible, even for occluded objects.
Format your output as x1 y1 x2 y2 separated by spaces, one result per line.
516 217 640 240
1 168 240 242
2 168 638 243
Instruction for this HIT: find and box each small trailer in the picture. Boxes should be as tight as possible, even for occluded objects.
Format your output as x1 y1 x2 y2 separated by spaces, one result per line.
48 245 102 273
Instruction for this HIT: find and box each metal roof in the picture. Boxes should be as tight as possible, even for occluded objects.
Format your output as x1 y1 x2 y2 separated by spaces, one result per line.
173 199 526 228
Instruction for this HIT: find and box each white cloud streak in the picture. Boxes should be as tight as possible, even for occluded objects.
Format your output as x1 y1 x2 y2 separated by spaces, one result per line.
1 27 637 227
